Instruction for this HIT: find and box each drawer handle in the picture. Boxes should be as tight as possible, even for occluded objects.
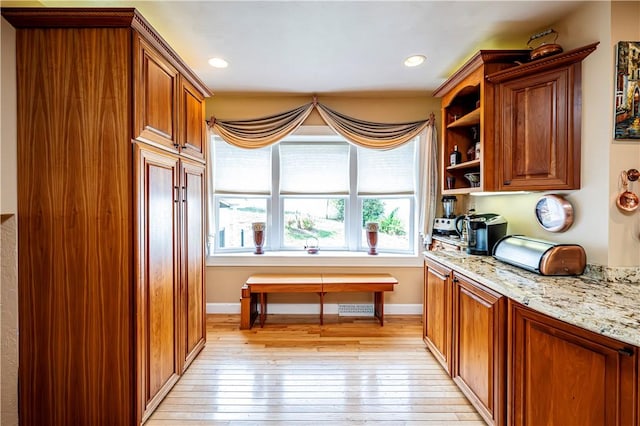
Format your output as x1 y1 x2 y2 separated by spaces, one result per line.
503 180 511 185
618 348 634 357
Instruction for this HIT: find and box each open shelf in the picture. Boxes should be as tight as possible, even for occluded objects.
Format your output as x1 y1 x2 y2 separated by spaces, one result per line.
446 159 480 171
447 108 480 128
442 186 483 195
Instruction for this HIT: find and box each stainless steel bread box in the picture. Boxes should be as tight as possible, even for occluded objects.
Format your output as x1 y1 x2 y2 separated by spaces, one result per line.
493 235 586 276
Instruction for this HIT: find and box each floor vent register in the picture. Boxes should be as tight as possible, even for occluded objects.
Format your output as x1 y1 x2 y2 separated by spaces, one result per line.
338 304 374 316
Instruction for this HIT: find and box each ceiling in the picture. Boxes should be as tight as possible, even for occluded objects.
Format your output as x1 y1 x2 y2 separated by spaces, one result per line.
10 1 586 95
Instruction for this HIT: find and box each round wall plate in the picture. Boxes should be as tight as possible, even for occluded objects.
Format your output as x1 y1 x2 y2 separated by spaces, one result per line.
535 194 574 232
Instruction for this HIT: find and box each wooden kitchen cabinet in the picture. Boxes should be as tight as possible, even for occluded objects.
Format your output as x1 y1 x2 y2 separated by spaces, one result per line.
433 50 529 194
452 272 506 426
133 35 207 161
423 257 453 374
3 8 212 425
134 34 180 151
135 145 181 420
487 43 598 191
179 77 207 160
508 300 637 426
180 160 207 371
435 43 597 194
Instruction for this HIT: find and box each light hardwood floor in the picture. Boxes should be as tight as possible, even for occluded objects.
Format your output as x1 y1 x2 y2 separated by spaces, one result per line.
147 314 483 425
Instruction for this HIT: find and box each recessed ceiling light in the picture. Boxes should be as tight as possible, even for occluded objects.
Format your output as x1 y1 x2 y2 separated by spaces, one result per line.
404 55 426 67
208 57 228 68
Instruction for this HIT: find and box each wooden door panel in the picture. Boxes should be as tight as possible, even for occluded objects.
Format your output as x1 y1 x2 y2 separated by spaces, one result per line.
134 35 179 150
498 68 575 190
136 145 180 422
524 323 606 425
452 274 505 426
180 78 206 160
147 164 178 395
181 161 206 370
457 286 492 406
424 259 452 373
509 301 637 426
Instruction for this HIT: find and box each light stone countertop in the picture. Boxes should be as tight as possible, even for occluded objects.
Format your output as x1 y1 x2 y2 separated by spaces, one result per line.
424 250 640 347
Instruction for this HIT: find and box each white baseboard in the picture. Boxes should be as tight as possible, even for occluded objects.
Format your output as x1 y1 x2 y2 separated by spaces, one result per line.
206 302 422 315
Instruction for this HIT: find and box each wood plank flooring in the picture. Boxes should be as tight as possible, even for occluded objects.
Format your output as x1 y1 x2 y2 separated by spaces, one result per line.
147 314 483 425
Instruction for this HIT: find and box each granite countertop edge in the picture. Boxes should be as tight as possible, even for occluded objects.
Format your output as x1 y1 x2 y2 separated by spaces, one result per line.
423 250 640 347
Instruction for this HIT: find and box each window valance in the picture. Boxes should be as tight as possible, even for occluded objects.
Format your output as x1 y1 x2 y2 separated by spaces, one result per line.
206 97 432 150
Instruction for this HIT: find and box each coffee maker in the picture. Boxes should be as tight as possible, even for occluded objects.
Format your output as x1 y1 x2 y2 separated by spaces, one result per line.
465 213 508 255
433 196 459 236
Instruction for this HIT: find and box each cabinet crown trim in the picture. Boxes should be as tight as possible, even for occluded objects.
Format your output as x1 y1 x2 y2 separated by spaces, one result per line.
433 49 529 97
1 7 213 97
486 42 599 83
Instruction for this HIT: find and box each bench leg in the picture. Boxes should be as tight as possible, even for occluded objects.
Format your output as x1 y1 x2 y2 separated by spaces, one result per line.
259 293 267 327
374 291 384 326
319 292 325 325
240 285 257 330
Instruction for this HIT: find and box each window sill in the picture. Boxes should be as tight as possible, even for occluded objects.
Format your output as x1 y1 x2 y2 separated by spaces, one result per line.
206 250 423 267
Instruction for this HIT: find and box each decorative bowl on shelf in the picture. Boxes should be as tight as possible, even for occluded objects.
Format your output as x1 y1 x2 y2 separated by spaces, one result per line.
464 172 481 187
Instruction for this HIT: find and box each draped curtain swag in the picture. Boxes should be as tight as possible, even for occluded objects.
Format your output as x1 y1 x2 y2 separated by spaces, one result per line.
209 103 315 149
206 99 438 246
206 98 429 150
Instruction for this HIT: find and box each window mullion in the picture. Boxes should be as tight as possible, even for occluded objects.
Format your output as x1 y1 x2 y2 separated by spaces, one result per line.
348 144 359 251
270 144 281 250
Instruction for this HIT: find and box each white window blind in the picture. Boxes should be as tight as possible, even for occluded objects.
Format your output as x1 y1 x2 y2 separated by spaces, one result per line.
279 142 350 194
213 137 271 194
357 140 416 195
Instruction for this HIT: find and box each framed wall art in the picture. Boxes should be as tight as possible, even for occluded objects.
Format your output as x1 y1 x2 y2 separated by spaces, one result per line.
614 41 640 140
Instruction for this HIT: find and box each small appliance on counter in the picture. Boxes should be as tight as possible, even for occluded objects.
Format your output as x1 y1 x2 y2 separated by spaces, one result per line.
433 196 460 236
493 235 586 276
464 213 508 255
433 217 459 236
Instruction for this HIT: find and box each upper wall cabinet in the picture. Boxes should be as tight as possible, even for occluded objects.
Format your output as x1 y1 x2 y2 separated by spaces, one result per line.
487 42 598 191
434 43 598 194
134 34 180 151
179 77 206 161
434 50 530 194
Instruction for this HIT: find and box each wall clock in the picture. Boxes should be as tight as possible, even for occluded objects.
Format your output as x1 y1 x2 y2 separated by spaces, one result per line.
534 194 574 232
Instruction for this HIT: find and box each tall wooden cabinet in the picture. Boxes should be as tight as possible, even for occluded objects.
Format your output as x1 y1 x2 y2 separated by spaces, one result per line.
2 8 212 425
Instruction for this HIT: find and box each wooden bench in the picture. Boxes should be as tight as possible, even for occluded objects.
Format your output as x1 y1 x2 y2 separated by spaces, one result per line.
240 273 398 329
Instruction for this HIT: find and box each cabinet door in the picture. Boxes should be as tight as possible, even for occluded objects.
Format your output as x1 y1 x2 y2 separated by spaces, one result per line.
179 77 206 161
180 160 206 372
452 273 506 426
134 35 179 151
509 301 637 426
496 66 580 190
423 258 452 374
135 145 181 423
